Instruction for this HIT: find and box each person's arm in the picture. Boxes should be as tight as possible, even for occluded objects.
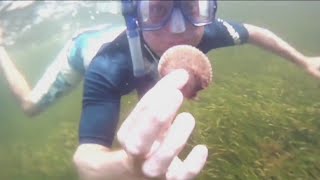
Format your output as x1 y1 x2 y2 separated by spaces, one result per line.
73 69 208 180
0 43 82 116
244 24 306 66
244 23 320 79
205 19 320 79
0 26 36 115
0 46 34 114
0 26 82 116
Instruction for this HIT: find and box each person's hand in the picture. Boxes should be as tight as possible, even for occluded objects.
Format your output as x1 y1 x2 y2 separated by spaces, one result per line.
303 56 320 79
117 69 208 180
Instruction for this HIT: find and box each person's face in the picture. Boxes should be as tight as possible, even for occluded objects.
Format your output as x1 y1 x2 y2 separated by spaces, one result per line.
140 1 205 56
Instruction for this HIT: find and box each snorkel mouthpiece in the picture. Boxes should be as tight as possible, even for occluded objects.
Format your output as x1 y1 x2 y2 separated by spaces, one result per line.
122 0 146 77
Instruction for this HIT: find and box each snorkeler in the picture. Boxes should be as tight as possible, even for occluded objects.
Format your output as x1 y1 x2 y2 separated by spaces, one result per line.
70 1 320 179
1 1 320 118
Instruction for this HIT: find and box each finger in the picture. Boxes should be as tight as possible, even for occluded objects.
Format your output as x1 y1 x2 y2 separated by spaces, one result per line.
155 68 190 91
166 145 208 180
124 88 184 157
166 159 188 180
117 69 188 155
167 156 184 172
142 113 195 178
183 145 208 178
165 156 185 180
117 69 189 142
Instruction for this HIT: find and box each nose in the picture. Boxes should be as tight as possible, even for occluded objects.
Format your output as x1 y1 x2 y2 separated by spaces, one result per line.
168 9 186 33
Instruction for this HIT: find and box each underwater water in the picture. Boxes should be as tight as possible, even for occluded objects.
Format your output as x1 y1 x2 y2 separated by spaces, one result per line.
0 1 319 180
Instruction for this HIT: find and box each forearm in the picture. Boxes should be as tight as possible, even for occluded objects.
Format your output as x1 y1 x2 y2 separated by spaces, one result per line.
244 24 307 68
73 144 141 180
0 46 32 106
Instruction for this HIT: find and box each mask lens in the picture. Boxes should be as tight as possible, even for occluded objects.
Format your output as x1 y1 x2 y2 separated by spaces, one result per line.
181 0 216 26
137 1 173 30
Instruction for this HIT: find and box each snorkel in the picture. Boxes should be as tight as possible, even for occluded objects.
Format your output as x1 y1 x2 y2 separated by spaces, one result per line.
121 0 146 77
121 0 218 77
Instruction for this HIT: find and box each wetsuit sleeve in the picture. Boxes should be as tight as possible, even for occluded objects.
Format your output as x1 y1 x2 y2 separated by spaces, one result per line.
199 18 249 51
27 39 83 112
79 55 128 148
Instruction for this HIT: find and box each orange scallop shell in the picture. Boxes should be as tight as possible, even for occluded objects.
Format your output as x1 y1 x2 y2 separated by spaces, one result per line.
158 45 213 99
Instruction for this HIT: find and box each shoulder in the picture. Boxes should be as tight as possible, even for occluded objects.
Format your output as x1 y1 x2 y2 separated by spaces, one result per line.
205 18 249 44
197 18 249 51
68 24 127 71
84 48 134 94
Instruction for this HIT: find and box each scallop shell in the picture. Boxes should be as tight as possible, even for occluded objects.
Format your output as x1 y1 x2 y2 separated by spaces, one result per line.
158 45 213 99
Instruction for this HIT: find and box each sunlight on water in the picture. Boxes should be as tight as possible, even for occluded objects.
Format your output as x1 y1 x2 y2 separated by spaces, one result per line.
0 1 121 46
0 1 319 180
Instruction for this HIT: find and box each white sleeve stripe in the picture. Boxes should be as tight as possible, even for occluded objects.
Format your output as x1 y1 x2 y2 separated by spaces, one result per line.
217 18 241 45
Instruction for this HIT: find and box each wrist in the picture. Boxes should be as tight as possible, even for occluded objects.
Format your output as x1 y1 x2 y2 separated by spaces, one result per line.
296 54 309 68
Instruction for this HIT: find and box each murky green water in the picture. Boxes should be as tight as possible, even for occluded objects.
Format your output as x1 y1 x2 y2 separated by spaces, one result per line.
0 1 319 179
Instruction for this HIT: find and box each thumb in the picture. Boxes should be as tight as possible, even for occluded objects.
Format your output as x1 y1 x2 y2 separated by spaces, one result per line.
155 69 189 90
